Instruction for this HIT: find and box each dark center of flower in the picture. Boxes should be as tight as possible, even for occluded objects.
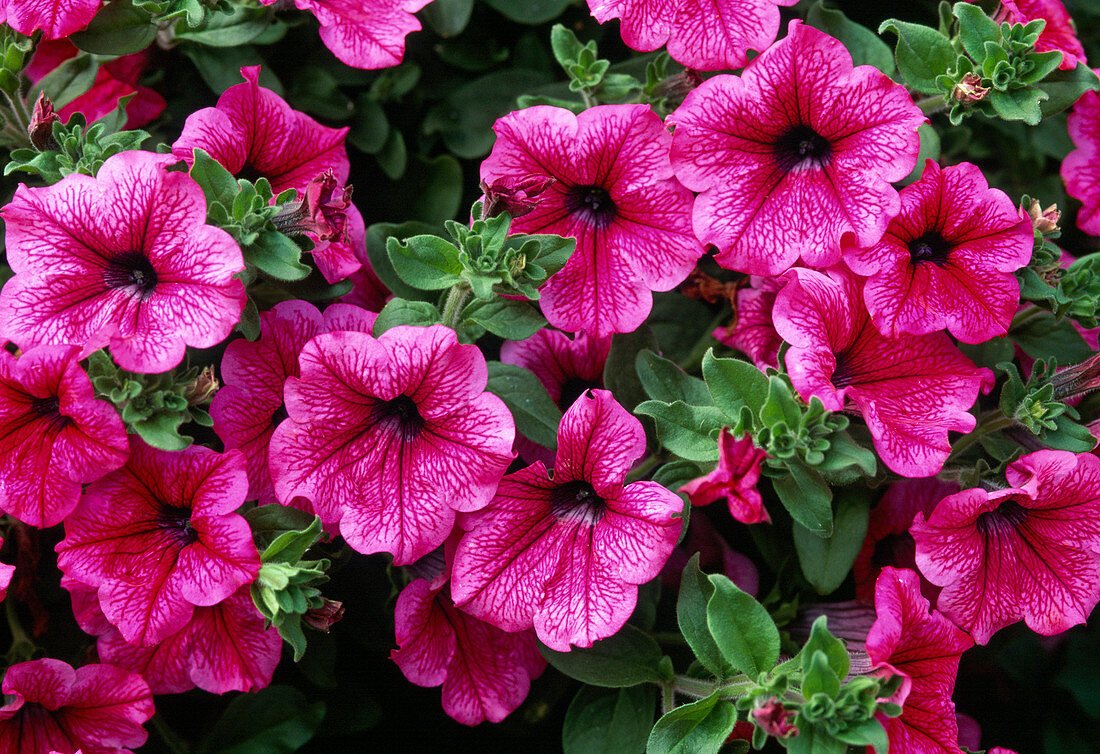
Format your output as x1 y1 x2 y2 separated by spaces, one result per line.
550 480 605 525
774 125 832 172
371 394 425 441
30 395 60 417
158 504 198 544
831 352 856 389
908 231 952 266
103 251 158 300
271 405 289 427
976 498 1029 537
237 162 266 184
565 184 616 228
558 378 598 413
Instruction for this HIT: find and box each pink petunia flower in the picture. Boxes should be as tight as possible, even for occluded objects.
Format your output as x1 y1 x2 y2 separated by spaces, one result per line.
669 21 924 276
270 324 515 565
392 567 546 726
257 0 431 70
340 259 392 313
451 389 682 650
0 538 11 602
866 568 974 754
911 450 1100 644
774 267 992 478
480 104 703 337
69 581 280 695
211 300 376 507
172 66 362 283
853 478 958 602
713 276 783 372
1062 90 1100 236
26 40 166 129
0 658 154 754
0 345 128 528
679 428 770 524
587 0 799 71
2 0 99 39
0 151 246 374
844 161 1033 344
998 0 1087 71
56 440 260 646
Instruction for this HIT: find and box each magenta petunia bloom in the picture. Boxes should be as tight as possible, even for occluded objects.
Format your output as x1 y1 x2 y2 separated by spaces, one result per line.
587 0 799 70
866 568 974 754
26 41 166 129
0 151 245 374
0 538 11 602
211 300 376 507
669 21 924 276
713 276 783 372
172 66 361 284
392 571 546 726
451 389 682 650
56 440 260 646
257 0 431 70
0 658 154 754
0 346 128 528
1062 90 1100 235
853 478 958 602
999 0 1086 71
69 581 280 695
480 104 703 337
679 428 770 524
843 161 1033 344
912 450 1100 644
2 0 99 39
774 267 992 477
270 324 515 565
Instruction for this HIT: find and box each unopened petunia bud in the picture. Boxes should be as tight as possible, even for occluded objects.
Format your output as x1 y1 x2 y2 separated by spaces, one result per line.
303 598 345 632
952 72 989 103
274 170 353 242
1050 352 1100 400
183 366 219 406
751 698 798 738
1027 198 1060 234
28 92 58 152
479 176 555 220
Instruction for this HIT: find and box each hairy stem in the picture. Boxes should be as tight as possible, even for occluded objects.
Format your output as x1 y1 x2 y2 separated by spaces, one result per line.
441 283 472 331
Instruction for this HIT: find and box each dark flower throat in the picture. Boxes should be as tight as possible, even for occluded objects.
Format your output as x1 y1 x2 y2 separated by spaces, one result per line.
774 125 832 172
103 251 158 300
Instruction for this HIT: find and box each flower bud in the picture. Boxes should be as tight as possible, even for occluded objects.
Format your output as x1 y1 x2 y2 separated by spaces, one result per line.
479 176 555 220
303 598 345 632
28 92 58 152
1027 198 1060 234
183 366 219 406
751 698 798 738
952 72 989 103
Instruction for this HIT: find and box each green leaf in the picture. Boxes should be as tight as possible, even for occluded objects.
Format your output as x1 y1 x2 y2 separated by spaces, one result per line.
463 298 546 341
372 299 442 336
634 401 724 462
247 230 311 281
799 616 850 680
199 686 324 754
31 52 99 109
677 554 732 678
784 723 847 754
759 376 801 430
563 685 654 754
375 128 407 180
952 2 1002 61
131 412 191 451
365 221 441 301
636 350 712 406
486 362 562 450
701 349 768 421
816 430 877 483
190 148 239 206
1039 62 1100 117
386 235 464 290
878 19 956 94
603 327 661 412
539 623 665 687
70 0 156 55
174 2 272 46
705 575 780 677
348 94 389 154
771 460 833 537
833 718 890 752
245 504 319 551
399 154 464 225
802 650 841 700
262 516 323 564
550 24 587 67
1042 414 1098 452
806 1 894 74
483 0 573 24
1013 311 1095 362
420 0 474 36
647 694 738 754
792 489 869 594
989 86 1046 125
287 65 353 121
181 43 282 95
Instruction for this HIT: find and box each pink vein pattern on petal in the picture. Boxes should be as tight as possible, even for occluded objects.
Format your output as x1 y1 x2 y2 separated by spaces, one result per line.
669 21 924 276
282 0 433 70
56 440 260 646
451 390 681 650
843 160 1032 344
774 267 991 477
480 104 703 337
269 325 514 565
0 151 246 374
1062 90 1100 236
0 346 128 527
912 450 1100 644
1000 0 1086 70
4 0 100 39
392 577 545 725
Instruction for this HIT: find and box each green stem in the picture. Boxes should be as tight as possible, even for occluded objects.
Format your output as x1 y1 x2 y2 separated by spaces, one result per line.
5 599 29 650
668 673 756 701
915 94 948 115
677 307 731 374
580 88 598 109
624 454 663 484
949 412 1017 460
440 284 472 331
0 88 31 148
661 682 676 715
150 713 190 754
